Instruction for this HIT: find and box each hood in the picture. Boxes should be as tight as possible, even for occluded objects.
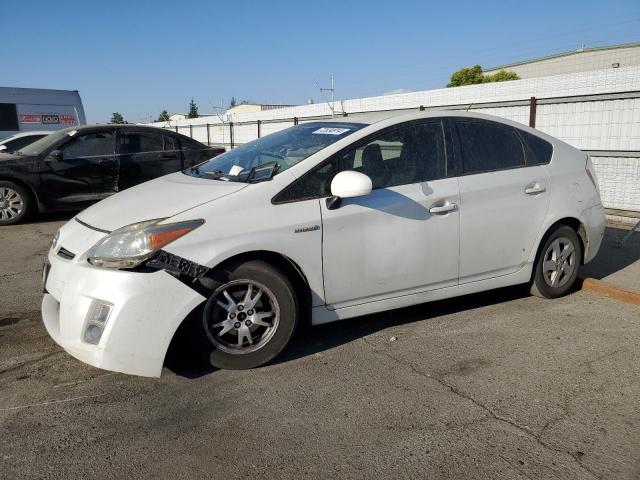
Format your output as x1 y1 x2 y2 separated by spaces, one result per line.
0 152 30 163
77 172 247 231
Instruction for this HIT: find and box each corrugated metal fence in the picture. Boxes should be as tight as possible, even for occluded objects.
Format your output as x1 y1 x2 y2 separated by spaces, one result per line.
150 66 640 214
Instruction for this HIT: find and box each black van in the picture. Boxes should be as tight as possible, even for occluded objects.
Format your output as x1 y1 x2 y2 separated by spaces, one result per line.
0 125 224 225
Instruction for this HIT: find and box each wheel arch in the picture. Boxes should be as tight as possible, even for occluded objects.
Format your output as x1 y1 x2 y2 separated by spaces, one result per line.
163 249 315 371
207 250 313 323
0 176 40 210
531 217 588 275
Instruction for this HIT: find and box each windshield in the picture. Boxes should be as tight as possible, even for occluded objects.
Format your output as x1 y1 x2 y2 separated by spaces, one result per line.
17 128 77 156
185 121 365 182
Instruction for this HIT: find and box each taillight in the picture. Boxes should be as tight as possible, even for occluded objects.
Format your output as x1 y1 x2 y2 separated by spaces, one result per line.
585 155 600 195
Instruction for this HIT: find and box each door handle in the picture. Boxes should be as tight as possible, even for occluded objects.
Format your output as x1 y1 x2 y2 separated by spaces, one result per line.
429 201 458 215
524 183 546 195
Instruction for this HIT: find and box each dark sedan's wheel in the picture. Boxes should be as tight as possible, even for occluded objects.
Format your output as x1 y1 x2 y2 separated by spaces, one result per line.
191 260 298 370
0 182 32 226
530 225 582 298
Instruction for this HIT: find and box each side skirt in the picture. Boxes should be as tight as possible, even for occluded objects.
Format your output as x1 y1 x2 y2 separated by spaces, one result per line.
311 264 533 325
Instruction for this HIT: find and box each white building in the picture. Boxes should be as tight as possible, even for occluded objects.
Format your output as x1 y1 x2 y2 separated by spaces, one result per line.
484 42 640 79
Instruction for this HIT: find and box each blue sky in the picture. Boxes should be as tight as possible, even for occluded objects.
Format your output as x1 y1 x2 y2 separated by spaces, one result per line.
2 0 638 123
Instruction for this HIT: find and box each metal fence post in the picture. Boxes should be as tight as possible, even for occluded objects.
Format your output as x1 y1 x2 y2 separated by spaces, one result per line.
206 124 210 145
189 124 193 138
175 125 178 133
257 120 261 138
230 122 234 149
529 97 537 128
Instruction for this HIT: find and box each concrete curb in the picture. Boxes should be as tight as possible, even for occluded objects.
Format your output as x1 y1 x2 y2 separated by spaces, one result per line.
581 278 640 306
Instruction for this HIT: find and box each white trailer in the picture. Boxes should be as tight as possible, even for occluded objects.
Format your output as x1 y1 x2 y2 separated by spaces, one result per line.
0 87 86 138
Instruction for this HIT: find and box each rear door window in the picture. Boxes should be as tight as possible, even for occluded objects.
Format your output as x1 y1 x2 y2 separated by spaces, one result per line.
455 120 525 174
163 135 176 151
120 132 164 154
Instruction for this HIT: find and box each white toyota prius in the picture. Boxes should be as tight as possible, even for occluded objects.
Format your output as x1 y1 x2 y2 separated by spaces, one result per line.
42 111 605 376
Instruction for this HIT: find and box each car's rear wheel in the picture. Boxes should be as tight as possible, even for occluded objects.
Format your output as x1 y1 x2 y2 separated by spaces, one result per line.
0 181 32 226
191 260 298 370
530 225 582 298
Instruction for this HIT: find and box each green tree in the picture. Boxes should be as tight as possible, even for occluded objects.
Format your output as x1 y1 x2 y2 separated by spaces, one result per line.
156 110 170 122
447 65 484 87
229 96 237 108
109 112 125 124
483 69 520 83
187 99 198 118
447 65 520 87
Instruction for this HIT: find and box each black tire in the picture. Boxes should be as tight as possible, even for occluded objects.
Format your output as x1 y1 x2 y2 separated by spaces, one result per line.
190 260 298 370
0 181 33 226
530 225 583 299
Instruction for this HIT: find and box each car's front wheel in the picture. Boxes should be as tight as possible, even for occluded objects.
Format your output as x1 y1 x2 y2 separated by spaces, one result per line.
530 225 583 298
0 181 32 226
191 260 298 370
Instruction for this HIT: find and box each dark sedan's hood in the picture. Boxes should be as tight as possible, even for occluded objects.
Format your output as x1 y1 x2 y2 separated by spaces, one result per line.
0 152 29 162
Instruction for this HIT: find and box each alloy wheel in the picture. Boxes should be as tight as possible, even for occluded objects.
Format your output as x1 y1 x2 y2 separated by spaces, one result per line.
0 187 24 222
204 280 280 355
542 237 577 288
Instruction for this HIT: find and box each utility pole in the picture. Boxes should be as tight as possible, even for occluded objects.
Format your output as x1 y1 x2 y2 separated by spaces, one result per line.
320 74 335 118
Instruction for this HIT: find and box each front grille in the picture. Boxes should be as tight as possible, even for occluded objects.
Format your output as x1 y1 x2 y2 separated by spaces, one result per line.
57 247 76 260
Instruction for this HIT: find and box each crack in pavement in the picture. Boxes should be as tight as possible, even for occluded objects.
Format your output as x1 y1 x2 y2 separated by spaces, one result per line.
360 335 602 480
582 348 628 375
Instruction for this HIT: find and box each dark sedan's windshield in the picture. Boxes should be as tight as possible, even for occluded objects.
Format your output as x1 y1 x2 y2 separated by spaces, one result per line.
17 128 77 156
185 122 365 182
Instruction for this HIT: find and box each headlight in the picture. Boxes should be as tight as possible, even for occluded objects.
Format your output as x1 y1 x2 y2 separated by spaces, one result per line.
87 218 204 268
51 229 60 250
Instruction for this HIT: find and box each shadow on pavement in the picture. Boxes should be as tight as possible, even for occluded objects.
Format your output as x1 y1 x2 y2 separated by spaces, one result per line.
165 284 531 379
580 226 640 280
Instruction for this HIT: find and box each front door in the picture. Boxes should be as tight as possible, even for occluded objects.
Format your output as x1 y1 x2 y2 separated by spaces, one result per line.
319 120 460 308
39 130 118 208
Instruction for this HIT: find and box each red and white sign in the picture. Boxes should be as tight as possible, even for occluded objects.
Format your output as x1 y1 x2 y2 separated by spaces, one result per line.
20 114 43 123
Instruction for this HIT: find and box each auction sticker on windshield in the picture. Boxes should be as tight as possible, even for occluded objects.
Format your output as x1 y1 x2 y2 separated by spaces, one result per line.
312 127 351 135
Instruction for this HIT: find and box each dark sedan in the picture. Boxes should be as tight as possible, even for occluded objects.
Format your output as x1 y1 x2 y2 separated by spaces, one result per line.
0 125 224 225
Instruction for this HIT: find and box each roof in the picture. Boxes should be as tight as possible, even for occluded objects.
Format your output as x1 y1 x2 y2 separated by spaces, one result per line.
485 42 640 71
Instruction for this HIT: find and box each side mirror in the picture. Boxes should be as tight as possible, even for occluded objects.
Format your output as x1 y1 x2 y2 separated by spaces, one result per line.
47 150 63 161
327 170 373 210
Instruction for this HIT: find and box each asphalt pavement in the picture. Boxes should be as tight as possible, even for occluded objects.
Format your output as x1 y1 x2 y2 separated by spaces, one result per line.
1 213 639 479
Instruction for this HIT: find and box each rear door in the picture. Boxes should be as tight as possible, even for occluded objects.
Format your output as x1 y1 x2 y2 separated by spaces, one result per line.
118 130 182 190
38 130 118 208
452 118 550 283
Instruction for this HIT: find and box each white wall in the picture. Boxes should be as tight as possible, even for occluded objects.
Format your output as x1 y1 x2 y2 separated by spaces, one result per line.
151 66 640 212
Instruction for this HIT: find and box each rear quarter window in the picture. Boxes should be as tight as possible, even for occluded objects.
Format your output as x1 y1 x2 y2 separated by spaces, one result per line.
518 130 553 165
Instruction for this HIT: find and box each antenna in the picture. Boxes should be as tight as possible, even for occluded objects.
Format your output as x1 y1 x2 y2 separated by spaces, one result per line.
317 74 336 118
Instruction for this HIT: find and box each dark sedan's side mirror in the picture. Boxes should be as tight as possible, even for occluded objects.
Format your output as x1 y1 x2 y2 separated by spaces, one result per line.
47 150 63 161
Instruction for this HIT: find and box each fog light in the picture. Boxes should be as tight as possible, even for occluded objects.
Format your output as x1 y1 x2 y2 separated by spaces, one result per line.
83 300 113 345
